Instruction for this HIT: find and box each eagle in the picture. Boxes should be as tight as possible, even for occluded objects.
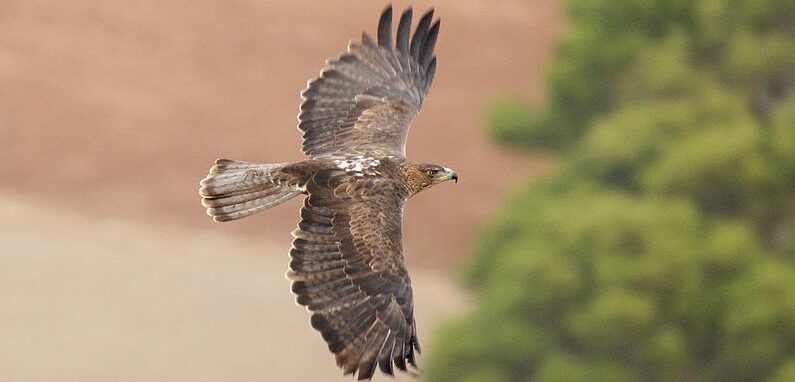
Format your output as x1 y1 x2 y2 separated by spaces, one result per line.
199 5 457 380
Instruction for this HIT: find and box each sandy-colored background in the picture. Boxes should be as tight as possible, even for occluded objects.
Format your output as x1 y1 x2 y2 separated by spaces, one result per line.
1 193 468 381
1 1 560 380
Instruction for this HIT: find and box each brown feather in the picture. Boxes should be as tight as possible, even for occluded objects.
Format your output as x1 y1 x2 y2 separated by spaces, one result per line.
285 159 425 379
297 6 439 158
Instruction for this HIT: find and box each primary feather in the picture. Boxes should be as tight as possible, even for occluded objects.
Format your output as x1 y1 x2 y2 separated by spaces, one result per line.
298 5 439 158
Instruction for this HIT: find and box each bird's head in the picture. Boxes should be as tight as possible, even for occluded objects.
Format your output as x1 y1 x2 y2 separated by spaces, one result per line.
405 163 458 195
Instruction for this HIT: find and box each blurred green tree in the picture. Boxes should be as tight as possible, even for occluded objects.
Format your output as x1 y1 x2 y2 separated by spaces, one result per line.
427 1 795 381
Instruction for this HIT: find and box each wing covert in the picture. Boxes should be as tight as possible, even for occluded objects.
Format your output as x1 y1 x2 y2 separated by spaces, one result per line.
298 6 440 158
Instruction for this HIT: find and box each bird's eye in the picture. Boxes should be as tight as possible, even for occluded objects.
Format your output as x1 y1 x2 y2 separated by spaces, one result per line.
426 170 435 176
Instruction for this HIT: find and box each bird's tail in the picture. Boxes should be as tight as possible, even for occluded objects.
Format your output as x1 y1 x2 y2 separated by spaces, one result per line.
199 159 302 222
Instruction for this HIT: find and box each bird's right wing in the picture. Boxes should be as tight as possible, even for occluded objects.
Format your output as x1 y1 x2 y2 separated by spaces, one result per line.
298 6 440 158
287 169 419 380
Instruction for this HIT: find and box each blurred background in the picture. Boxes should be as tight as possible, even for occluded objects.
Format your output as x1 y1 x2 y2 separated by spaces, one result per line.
0 0 559 381
424 1 795 381
5 0 795 381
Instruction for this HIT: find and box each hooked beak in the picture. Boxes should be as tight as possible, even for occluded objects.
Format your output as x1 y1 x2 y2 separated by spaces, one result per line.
443 167 459 183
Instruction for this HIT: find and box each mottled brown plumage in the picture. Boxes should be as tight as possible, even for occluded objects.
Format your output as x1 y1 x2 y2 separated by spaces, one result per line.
198 5 457 380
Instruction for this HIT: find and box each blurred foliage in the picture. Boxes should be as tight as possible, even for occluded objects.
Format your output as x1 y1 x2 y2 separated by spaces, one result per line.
427 0 795 381
486 97 560 150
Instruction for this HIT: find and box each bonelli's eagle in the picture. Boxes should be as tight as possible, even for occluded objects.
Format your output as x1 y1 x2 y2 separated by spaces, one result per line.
199 5 457 380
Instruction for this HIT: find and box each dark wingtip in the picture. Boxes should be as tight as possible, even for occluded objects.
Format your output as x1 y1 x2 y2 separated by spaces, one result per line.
407 345 418 368
378 5 393 49
394 354 407 371
357 358 378 380
410 8 435 59
396 7 413 54
394 341 408 371
426 57 437 86
378 353 394 375
419 19 440 68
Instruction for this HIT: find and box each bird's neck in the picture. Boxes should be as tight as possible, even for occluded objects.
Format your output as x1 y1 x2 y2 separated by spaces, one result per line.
399 161 431 197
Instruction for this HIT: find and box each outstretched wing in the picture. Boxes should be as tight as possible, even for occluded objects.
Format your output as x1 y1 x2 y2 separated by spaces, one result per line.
287 169 418 380
298 6 440 158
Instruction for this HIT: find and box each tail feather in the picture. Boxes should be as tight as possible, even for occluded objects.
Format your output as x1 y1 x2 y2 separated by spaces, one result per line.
199 159 301 222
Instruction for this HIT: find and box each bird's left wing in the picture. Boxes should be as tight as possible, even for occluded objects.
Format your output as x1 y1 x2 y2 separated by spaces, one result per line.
287 169 419 380
298 6 439 158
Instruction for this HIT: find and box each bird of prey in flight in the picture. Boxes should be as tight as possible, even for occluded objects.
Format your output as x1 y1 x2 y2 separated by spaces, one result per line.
199 5 456 380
